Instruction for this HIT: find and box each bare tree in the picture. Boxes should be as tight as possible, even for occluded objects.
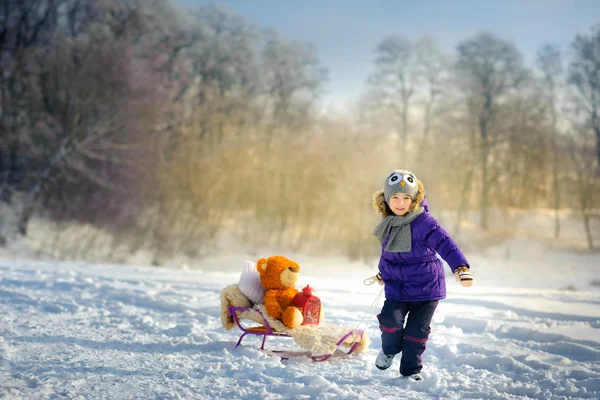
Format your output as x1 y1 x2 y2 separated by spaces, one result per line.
0 0 64 203
413 36 452 164
18 35 165 234
536 43 563 238
261 30 327 138
371 36 417 145
568 26 600 171
452 95 480 234
5 0 175 235
566 127 599 250
456 32 528 230
142 5 330 260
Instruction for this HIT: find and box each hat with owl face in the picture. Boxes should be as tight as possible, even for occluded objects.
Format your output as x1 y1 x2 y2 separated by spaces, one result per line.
383 169 419 204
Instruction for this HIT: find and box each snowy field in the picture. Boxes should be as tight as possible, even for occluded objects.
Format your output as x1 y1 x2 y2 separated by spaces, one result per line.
1 249 599 400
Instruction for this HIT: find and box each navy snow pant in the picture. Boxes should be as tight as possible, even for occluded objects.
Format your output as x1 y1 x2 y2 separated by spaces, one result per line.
377 299 438 376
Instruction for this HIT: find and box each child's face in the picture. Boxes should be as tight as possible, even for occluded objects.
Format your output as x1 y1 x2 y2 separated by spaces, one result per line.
389 194 413 216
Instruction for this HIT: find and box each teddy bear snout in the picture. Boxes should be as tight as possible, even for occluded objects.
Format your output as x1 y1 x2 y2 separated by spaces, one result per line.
288 265 299 273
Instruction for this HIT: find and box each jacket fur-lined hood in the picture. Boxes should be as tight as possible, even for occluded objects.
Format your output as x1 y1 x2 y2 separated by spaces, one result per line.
372 181 427 217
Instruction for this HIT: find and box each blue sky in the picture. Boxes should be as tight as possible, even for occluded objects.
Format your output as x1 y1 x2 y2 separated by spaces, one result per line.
177 0 600 109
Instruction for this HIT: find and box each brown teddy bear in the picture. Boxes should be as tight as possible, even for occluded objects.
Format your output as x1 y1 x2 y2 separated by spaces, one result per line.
256 255 304 329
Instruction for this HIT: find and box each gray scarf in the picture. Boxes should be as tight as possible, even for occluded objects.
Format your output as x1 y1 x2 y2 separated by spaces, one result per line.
373 207 424 252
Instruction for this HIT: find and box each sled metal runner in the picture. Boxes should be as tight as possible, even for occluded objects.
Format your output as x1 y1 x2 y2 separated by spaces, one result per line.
228 304 364 362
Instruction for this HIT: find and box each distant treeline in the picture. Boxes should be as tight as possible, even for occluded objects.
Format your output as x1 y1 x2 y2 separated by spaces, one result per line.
0 0 598 262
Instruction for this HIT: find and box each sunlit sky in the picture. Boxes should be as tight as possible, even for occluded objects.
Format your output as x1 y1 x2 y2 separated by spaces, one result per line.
178 0 600 110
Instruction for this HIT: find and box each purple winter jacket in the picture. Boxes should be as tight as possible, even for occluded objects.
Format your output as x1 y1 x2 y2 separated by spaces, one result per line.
377 197 469 302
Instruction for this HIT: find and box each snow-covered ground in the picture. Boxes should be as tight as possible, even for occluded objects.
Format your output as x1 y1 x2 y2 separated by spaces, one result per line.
1 250 599 400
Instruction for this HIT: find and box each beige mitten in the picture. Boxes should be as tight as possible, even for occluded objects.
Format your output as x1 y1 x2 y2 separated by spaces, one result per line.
454 265 474 287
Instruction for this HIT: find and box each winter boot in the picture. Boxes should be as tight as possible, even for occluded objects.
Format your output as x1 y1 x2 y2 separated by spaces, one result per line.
375 350 396 370
402 373 423 382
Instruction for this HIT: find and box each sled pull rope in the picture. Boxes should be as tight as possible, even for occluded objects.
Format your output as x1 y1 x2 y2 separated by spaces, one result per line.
363 276 378 286
354 287 384 332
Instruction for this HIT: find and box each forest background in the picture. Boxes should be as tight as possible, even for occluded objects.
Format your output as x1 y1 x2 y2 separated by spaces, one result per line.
1 0 599 266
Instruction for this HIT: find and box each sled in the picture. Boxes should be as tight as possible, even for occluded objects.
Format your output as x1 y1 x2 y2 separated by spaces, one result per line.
221 284 369 361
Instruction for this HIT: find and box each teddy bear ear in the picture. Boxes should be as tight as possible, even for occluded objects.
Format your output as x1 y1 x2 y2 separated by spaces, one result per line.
256 258 268 272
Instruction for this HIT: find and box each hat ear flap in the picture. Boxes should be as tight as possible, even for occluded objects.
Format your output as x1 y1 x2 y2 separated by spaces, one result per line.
372 190 388 215
408 181 426 212
415 181 425 205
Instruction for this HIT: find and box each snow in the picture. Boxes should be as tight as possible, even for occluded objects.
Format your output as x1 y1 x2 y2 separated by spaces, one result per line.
1 249 599 400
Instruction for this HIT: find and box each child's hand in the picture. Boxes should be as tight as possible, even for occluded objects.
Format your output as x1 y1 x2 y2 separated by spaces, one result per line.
364 272 384 286
454 266 474 287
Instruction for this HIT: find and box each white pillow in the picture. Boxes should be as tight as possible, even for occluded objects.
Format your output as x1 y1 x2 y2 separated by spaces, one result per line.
238 260 265 304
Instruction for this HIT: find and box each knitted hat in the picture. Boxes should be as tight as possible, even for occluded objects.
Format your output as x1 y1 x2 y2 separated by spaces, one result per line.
383 169 419 204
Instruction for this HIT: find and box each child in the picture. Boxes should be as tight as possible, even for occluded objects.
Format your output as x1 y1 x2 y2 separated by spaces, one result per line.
369 169 473 381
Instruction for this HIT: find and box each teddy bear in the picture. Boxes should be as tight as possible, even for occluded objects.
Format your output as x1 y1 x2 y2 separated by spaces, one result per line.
256 255 304 329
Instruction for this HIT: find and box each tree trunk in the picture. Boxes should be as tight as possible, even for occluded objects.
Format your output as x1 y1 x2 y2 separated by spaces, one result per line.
549 92 561 238
595 127 600 170
480 138 489 231
0 139 20 204
416 101 432 163
401 103 409 143
17 142 72 235
582 210 594 250
18 163 52 236
455 166 474 235
0 72 8 203
479 95 492 231
594 116 600 170
552 132 561 238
